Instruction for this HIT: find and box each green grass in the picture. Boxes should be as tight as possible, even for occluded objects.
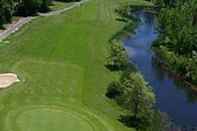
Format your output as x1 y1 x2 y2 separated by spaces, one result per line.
6 106 105 131
0 0 152 131
49 1 75 11
119 0 154 7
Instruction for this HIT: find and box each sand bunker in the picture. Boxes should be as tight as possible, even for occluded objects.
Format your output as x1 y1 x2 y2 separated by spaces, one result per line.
0 73 20 88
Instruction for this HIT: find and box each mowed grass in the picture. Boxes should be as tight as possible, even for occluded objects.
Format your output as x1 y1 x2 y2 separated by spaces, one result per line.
49 1 75 11
0 0 151 131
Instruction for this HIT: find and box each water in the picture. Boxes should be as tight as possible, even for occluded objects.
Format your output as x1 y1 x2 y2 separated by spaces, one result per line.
123 11 197 129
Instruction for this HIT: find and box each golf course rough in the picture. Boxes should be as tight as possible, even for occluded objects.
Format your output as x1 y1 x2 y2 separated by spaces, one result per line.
0 0 152 130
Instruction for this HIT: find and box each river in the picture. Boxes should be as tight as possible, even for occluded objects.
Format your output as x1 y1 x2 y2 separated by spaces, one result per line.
123 11 197 130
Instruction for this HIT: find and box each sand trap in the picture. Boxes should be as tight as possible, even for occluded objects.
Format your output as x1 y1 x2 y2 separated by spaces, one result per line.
0 73 20 88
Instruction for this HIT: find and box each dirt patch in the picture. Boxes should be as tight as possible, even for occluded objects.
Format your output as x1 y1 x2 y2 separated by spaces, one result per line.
0 73 20 88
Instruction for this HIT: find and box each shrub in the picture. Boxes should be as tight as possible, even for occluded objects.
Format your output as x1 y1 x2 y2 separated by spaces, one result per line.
154 46 197 85
0 0 15 27
106 72 155 130
106 81 123 99
16 0 50 16
105 42 128 71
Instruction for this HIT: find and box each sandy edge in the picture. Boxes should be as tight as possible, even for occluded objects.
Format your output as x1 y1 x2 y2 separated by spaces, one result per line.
0 73 20 88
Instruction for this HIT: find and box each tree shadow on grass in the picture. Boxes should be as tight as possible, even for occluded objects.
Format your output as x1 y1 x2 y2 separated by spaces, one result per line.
119 115 142 128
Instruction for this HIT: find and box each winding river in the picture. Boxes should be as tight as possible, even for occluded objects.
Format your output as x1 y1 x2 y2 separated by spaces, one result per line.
123 11 197 129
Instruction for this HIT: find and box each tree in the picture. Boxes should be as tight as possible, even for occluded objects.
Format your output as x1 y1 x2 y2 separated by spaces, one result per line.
17 0 40 16
106 81 123 99
106 42 128 71
55 0 80 2
120 73 155 130
0 0 16 27
153 0 197 85
16 0 50 16
40 0 49 12
107 72 156 130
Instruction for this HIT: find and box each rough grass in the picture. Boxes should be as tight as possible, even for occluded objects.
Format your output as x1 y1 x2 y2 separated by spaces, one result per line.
49 1 75 11
0 0 152 131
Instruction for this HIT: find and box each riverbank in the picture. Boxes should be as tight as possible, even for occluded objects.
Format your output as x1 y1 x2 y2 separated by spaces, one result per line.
123 10 197 129
105 5 170 129
151 0 197 90
153 46 197 90
0 0 153 131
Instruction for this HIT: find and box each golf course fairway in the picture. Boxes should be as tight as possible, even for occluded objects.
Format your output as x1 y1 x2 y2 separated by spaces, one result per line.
0 0 152 131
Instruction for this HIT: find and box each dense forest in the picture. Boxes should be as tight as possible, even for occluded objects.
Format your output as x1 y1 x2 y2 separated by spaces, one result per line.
153 0 197 85
0 0 80 28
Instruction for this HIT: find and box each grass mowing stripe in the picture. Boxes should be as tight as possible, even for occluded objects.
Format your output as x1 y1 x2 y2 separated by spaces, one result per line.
5 105 113 131
0 0 152 131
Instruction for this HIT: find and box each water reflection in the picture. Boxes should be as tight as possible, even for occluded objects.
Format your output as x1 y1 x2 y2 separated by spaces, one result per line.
123 10 197 128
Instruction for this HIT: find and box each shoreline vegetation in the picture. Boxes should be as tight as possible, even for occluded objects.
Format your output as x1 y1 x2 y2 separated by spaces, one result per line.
105 3 169 131
152 0 197 88
153 48 197 90
2 0 191 130
0 0 163 131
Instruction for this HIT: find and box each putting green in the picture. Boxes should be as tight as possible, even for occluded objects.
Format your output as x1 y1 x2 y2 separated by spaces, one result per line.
0 0 152 131
16 109 93 131
6 105 108 131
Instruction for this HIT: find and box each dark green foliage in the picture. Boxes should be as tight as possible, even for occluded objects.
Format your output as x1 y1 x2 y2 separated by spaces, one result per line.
154 0 177 7
155 0 197 56
0 0 50 27
55 0 80 2
153 46 197 85
115 5 131 19
17 0 41 16
106 81 123 99
105 42 128 71
0 0 82 27
153 0 197 85
40 0 50 13
16 0 50 16
106 72 156 130
0 0 16 28
146 111 171 131
119 73 155 127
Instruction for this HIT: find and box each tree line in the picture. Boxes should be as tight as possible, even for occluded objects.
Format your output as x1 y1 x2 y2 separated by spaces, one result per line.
104 4 169 130
153 0 197 85
105 40 167 130
0 0 80 28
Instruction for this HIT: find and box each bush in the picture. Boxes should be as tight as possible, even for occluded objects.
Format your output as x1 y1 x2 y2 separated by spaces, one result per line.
106 72 156 130
39 0 50 12
154 46 197 85
0 0 15 27
152 0 197 86
106 81 123 99
187 55 197 84
16 0 50 16
105 42 128 71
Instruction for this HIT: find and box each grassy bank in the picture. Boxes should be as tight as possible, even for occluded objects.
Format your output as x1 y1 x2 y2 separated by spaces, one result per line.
0 0 152 131
49 1 75 11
